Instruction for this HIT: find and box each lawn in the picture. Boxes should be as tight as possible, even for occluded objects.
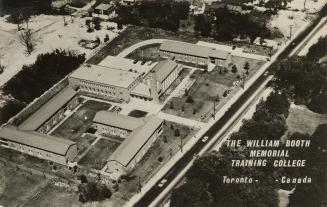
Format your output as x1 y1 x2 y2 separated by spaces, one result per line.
126 44 161 62
163 57 265 122
78 138 121 170
0 161 47 206
286 104 327 136
22 183 79 207
51 100 111 155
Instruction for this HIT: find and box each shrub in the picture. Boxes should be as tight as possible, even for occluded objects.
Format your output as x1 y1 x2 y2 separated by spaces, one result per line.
158 157 163 162
175 129 180 137
78 181 112 203
236 75 241 79
186 96 194 103
231 65 237 73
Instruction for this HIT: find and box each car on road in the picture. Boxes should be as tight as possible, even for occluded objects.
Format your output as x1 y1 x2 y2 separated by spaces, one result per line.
201 136 209 142
158 179 168 187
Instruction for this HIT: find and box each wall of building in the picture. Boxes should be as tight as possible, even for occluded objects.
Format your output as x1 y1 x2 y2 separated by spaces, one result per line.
38 96 80 134
69 77 133 103
93 123 131 138
160 50 208 65
0 138 76 165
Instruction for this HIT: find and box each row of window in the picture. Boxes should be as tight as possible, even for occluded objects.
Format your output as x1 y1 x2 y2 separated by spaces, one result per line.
8 143 53 159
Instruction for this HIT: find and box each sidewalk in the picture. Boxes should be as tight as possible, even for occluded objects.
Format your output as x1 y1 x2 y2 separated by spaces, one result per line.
157 112 205 128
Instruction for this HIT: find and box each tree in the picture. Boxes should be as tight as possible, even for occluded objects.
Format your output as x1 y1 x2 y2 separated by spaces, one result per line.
244 61 250 70
194 15 211 37
3 50 85 103
306 36 327 62
92 17 101 30
78 181 112 203
171 180 213 207
104 34 110 42
265 92 290 117
231 65 238 73
19 29 37 55
308 92 327 114
0 100 25 125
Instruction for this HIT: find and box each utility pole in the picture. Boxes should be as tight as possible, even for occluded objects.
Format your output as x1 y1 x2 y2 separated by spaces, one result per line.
179 136 183 152
212 95 220 119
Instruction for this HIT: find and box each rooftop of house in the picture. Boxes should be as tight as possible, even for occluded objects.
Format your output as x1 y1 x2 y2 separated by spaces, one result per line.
93 111 146 131
69 64 141 89
108 115 163 166
18 87 78 131
0 126 76 155
159 40 229 59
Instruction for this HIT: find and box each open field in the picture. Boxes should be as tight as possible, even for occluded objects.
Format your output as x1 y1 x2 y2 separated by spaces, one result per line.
286 104 327 136
0 161 47 206
79 138 120 170
22 183 79 207
163 57 265 121
52 99 111 154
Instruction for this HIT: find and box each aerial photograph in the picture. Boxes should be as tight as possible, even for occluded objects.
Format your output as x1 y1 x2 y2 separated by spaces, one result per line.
0 0 326 206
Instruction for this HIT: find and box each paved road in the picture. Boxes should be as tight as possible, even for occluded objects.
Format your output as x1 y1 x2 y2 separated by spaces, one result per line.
133 5 326 207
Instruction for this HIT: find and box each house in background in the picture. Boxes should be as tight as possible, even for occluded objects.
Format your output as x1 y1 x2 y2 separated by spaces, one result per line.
94 3 115 15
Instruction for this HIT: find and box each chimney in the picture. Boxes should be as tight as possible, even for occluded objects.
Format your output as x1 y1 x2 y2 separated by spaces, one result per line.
149 70 159 103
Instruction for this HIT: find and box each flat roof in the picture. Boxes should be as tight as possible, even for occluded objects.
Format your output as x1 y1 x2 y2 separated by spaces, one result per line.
0 126 75 155
131 82 151 98
152 60 179 82
93 111 145 131
70 64 140 89
160 40 229 59
99 56 154 75
19 87 77 131
108 115 163 166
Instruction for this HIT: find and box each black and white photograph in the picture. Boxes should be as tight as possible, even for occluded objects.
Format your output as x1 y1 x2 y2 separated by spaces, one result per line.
0 0 326 206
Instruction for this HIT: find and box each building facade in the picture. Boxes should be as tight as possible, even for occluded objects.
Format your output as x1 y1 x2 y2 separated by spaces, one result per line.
159 40 232 68
68 64 142 103
0 127 77 165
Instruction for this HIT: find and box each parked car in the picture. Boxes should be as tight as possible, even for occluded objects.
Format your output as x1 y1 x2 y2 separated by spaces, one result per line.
133 59 138 64
141 60 146 65
201 136 209 142
158 179 168 187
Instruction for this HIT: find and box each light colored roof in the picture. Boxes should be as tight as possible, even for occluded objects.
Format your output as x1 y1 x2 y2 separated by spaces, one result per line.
152 60 179 82
19 87 77 131
209 49 230 59
0 127 75 155
160 40 211 58
93 111 145 131
131 82 151 98
108 115 163 166
160 40 229 59
70 64 140 89
95 3 113 11
99 56 153 75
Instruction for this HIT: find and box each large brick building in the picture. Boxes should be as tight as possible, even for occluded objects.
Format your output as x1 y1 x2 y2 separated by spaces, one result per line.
159 40 232 67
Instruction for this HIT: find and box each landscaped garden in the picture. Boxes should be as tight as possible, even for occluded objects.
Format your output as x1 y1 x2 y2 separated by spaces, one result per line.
51 99 111 155
78 138 121 170
163 56 265 122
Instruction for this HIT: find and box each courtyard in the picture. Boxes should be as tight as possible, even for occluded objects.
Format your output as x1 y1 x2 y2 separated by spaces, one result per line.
51 99 112 156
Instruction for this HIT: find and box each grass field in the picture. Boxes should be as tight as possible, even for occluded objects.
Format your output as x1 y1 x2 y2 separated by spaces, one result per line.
126 44 161 62
0 161 47 206
23 184 79 207
79 138 120 170
286 104 327 136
